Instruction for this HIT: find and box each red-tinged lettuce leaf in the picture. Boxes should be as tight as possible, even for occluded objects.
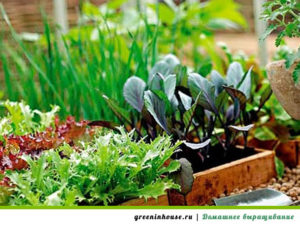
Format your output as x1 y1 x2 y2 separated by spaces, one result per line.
0 116 93 172
172 158 194 195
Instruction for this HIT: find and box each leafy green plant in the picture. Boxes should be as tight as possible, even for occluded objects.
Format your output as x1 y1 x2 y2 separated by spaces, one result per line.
0 4 157 121
97 55 271 172
4 129 180 206
79 0 247 74
0 100 59 137
0 101 92 173
275 156 285 179
0 0 247 121
261 0 300 83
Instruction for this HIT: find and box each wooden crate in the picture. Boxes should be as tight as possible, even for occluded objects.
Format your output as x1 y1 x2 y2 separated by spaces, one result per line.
120 195 169 206
168 149 276 206
241 137 300 168
276 140 300 168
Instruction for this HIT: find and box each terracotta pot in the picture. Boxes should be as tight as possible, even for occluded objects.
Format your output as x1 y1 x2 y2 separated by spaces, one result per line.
266 60 300 120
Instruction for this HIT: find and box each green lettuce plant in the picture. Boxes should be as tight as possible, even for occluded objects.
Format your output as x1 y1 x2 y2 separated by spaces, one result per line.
0 100 59 138
4 128 180 206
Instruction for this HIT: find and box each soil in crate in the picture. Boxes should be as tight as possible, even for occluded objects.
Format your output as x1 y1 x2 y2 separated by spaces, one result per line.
175 144 256 173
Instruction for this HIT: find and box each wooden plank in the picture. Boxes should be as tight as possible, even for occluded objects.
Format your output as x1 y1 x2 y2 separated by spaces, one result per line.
169 149 276 206
276 140 300 167
120 195 169 206
185 150 275 205
238 137 300 168
1 0 106 33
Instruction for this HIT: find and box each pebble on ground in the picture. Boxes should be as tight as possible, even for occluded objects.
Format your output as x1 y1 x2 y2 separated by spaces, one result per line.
207 165 300 205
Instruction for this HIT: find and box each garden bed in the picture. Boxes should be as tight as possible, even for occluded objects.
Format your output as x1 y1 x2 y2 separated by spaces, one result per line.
244 138 300 168
169 148 276 206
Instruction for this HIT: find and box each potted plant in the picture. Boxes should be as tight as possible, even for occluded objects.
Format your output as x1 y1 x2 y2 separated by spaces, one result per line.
97 55 276 205
261 0 300 119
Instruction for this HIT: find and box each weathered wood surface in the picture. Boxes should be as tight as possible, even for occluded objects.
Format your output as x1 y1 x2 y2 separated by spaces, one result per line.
276 140 300 167
169 149 276 206
0 0 106 33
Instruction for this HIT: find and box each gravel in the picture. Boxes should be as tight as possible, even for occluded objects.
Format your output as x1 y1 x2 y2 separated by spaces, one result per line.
209 165 300 205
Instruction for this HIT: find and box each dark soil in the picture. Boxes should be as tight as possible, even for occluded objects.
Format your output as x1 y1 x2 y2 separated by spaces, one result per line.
174 144 256 173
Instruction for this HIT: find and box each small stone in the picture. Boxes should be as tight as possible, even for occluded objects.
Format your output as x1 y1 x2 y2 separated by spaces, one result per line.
219 193 226 198
239 189 245 194
285 167 292 173
292 197 297 201
273 183 281 189
280 186 288 192
288 190 297 197
233 188 239 193
270 178 277 184
260 184 267 188
230 192 235 196
247 186 253 191
282 182 293 189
